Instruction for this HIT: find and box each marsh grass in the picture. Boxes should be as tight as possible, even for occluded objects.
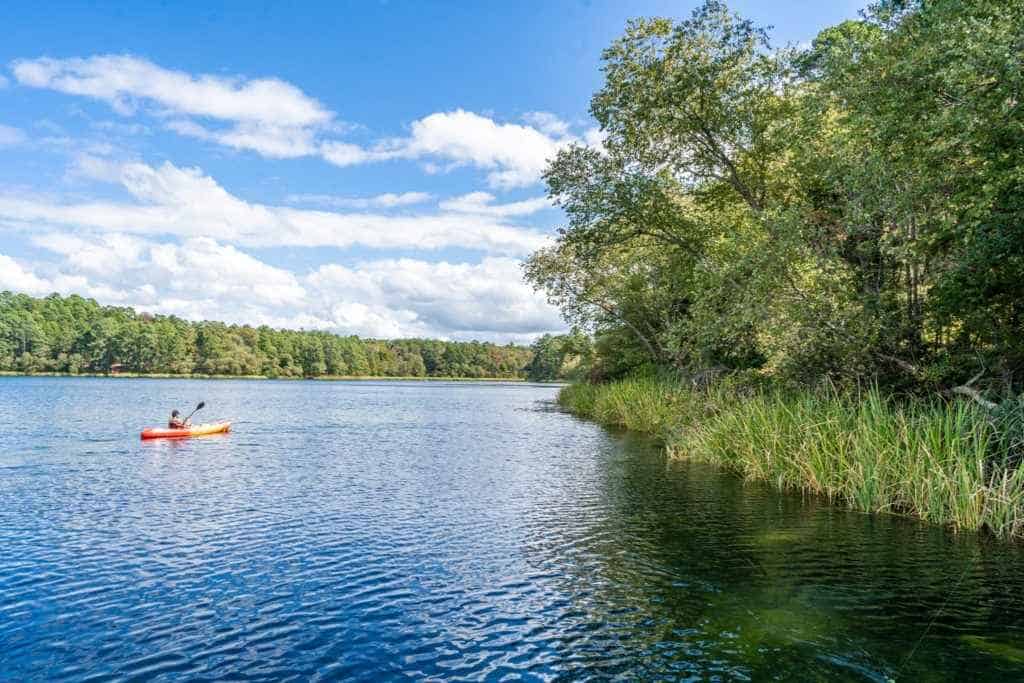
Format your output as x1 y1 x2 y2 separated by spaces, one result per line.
559 377 1024 539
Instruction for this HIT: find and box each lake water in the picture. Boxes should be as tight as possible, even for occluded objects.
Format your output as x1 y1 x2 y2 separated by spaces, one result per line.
2 377 1024 681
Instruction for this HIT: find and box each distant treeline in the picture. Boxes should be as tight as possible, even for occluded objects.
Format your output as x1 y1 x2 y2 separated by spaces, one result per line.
0 292 537 379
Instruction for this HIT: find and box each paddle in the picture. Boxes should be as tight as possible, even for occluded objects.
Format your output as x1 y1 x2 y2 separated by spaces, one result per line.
183 401 205 423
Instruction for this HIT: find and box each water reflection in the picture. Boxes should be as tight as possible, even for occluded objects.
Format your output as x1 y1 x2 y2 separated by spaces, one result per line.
525 428 1024 680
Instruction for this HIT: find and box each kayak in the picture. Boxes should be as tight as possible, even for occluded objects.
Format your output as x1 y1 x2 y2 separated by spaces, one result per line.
140 422 231 440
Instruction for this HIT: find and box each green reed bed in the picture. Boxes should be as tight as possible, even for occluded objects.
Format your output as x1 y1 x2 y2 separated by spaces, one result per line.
559 378 1024 539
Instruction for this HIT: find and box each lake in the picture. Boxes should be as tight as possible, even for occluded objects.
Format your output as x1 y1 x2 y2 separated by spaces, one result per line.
2 377 1024 681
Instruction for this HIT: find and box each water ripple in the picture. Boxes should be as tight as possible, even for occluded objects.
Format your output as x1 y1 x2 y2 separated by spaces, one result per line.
2 378 1024 680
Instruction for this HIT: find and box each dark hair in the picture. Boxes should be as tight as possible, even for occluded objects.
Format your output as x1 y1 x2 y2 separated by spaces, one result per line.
172 410 180 417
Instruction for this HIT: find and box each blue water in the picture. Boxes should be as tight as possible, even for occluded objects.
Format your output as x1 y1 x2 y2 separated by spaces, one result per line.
2 377 1024 681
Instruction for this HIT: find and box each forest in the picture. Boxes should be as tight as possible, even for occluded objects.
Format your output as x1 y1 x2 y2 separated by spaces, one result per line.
526 0 1023 399
527 0 1024 537
0 291 536 379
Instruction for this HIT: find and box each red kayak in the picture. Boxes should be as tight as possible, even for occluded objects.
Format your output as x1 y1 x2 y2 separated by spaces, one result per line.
140 422 231 440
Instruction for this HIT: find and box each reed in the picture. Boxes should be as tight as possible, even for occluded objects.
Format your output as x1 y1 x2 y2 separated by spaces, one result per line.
559 378 1024 539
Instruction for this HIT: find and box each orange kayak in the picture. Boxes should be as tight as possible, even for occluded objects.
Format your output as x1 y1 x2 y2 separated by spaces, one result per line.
140 422 231 440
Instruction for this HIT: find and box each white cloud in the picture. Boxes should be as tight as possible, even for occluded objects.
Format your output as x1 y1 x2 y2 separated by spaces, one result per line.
522 111 571 137
285 191 432 209
324 109 576 188
387 110 567 188
166 118 318 158
438 191 551 217
0 252 94 298
10 54 600 187
0 159 550 255
0 254 53 295
0 124 26 147
12 55 334 158
319 140 375 166
25 233 305 315
319 110 604 189
20 234 565 341
0 74 8 89
31 232 148 275
66 154 126 182
91 119 150 136
308 257 565 337
12 55 331 126
148 237 308 308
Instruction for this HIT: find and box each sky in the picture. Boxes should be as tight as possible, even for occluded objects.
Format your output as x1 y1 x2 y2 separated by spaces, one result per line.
0 0 864 343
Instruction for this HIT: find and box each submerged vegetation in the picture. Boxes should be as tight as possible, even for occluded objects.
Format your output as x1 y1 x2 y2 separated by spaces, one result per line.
530 0 1024 537
0 291 534 379
561 377 1024 538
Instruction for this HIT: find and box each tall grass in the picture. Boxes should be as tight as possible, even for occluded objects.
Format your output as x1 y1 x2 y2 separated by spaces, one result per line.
559 378 1024 539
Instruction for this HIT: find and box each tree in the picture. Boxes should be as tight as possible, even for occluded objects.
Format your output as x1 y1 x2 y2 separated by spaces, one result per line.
525 335 563 381
529 1 791 379
527 0 1024 399
0 292 537 379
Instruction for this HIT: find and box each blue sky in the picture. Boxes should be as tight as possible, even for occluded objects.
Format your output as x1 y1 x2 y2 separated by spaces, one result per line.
0 0 863 342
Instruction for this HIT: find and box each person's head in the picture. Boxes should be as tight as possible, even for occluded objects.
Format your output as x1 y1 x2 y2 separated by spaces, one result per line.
172 409 180 417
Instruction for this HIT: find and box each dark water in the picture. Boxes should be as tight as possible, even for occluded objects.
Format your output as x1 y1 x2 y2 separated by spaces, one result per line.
2 377 1024 681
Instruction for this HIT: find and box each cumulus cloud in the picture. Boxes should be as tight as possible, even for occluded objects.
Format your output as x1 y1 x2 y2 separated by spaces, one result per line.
10 53 596 187
381 110 569 188
522 111 571 137
65 154 126 183
308 257 564 337
0 159 549 255
319 140 375 166
285 191 432 209
438 191 551 217
166 118 319 158
31 232 149 275
148 237 308 308
0 124 26 147
11 55 330 125
0 253 54 295
19 234 565 341
0 252 95 298
12 55 334 158
322 109 579 188
28 232 306 311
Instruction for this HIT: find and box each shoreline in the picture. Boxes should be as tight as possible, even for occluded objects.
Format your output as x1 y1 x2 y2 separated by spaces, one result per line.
558 377 1024 541
0 371 537 383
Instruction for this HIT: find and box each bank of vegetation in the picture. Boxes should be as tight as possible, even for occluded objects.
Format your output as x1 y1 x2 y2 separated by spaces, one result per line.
0 292 534 379
526 1 1024 537
561 378 1024 538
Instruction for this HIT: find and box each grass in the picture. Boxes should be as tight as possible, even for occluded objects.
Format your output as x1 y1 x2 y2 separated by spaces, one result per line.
559 376 1024 539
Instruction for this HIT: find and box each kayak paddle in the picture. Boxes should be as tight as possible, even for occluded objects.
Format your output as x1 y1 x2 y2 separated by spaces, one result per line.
184 401 205 422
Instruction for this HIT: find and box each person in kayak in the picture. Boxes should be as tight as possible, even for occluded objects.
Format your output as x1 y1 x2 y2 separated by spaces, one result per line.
168 409 192 430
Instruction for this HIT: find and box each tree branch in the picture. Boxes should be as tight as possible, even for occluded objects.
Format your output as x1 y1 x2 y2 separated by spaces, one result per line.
950 370 998 410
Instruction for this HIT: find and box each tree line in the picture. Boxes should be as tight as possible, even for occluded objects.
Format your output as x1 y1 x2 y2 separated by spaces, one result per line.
526 0 1024 401
0 291 536 379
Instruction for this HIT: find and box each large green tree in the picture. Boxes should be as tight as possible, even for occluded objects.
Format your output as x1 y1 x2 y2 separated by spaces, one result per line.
527 0 1024 399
